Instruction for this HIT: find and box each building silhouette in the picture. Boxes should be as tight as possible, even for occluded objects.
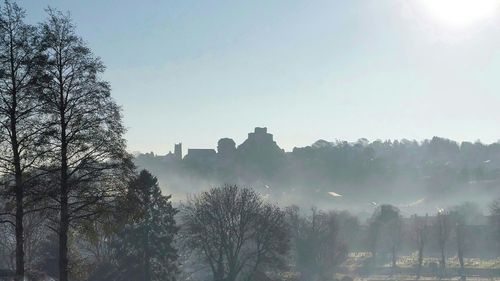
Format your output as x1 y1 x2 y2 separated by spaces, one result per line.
238 127 284 155
174 143 182 160
217 138 236 158
184 148 217 165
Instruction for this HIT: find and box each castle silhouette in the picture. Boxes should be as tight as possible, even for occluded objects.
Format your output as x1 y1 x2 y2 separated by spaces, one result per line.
160 127 284 164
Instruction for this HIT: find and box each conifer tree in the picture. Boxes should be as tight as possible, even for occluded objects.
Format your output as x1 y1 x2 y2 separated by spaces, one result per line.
112 170 178 281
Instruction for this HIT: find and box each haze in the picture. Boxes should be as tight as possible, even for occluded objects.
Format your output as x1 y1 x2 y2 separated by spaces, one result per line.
2 1 500 281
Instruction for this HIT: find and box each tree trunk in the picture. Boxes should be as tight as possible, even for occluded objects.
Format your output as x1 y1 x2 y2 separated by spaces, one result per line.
9 29 25 281
391 245 397 276
59 164 69 281
416 241 423 279
13 127 25 281
440 246 445 269
14 175 24 281
144 251 151 281
144 188 151 281
392 246 396 268
144 225 151 281
59 201 69 281
440 246 446 279
457 225 465 281
59 85 69 281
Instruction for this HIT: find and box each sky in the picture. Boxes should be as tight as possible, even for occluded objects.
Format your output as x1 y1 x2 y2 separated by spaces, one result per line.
19 0 500 154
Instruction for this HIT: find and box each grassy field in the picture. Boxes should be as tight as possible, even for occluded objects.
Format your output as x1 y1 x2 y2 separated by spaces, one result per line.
335 253 500 281
344 253 500 269
355 277 500 281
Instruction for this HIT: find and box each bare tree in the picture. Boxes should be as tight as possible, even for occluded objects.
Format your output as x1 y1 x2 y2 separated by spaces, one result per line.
435 209 450 277
294 208 348 281
456 220 465 281
367 204 402 272
450 202 481 281
38 9 130 281
0 1 46 279
181 185 288 281
491 199 500 253
411 214 427 280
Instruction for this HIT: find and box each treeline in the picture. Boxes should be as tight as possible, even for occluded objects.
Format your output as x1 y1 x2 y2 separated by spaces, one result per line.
137 135 500 207
290 138 500 190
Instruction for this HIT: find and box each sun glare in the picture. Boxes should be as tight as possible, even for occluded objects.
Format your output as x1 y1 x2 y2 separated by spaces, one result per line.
420 0 499 27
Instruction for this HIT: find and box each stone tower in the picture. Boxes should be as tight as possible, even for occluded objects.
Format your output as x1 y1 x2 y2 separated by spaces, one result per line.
174 143 182 160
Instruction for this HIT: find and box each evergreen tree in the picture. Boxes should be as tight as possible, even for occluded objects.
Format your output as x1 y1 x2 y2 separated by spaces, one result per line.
112 170 178 281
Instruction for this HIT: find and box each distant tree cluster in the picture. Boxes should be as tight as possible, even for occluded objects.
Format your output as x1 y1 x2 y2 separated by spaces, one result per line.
137 133 500 206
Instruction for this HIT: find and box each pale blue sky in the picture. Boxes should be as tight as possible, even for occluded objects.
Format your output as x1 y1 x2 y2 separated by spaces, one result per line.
20 0 500 153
